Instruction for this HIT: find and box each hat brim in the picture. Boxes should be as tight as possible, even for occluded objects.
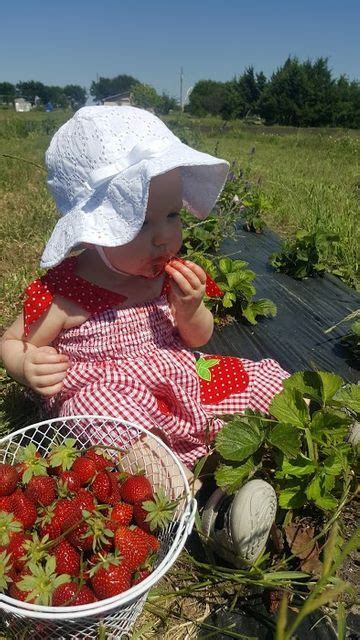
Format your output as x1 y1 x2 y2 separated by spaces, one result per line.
41 141 229 268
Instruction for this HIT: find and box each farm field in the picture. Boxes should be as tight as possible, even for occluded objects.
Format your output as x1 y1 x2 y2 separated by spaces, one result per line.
0 110 359 638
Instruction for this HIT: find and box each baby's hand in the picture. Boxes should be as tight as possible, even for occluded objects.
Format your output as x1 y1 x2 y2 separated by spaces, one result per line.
164 258 207 321
23 346 70 398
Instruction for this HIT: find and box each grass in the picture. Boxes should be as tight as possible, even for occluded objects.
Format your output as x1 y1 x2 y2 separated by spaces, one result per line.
0 110 359 638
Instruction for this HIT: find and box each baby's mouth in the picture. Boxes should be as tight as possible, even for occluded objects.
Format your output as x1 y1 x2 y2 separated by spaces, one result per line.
146 256 173 278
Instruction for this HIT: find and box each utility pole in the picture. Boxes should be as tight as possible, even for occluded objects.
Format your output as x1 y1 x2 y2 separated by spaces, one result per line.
180 67 184 111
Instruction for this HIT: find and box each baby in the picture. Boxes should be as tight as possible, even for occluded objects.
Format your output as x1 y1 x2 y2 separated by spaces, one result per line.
0 106 289 565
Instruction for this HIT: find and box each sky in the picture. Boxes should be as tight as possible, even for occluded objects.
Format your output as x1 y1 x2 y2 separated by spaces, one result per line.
1 0 360 103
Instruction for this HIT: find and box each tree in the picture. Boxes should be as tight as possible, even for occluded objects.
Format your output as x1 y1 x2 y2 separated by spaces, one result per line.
187 80 226 116
258 57 308 126
16 81 48 104
45 86 68 108
0 82 15 105
63 85 87 109
158 92 179 114
131 83 161 111
90 74 140 102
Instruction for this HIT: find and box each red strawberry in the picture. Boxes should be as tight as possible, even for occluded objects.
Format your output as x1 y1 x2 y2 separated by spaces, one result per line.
110 502 133 526
58 471 81 494
133 504 151 533
66 521 93 551
38 507 62 540
0 494 14 512
0 463 18 496
107 472 122 505
91 471 111 503
7 531 31 571
52 582 97 606
85 448 113 470
102 519 118 549
133 526 160 552
195 354 249 404
25 475 57 506
71 457 97 486
120 475 153 505
114 526 150 570
53 540 80 577
205 275 224 298
76 488 96 513
90 555 132 599
12 490 37 530
53 498 82 533
9 569 34 603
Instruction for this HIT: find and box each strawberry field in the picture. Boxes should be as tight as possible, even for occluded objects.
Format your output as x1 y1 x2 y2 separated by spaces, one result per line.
0 110 359 638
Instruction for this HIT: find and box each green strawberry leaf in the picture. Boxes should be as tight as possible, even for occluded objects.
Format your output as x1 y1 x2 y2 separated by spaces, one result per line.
214 458 255 493
269 389 309 429
215 418 263 462
222 292 236 308
317 372 344 404
323 454 346 476
310 409 350 437
218 257 234 274
267 423 301 458
282 371 323 402
333 384 360 413
275 456 316 479
278 484 307 509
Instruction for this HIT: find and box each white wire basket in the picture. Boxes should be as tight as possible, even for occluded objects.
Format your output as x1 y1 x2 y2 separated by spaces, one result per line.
0 415 197 639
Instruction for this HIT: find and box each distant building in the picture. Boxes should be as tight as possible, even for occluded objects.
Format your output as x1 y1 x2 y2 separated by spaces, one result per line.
14 98 32 112
102 91 133 106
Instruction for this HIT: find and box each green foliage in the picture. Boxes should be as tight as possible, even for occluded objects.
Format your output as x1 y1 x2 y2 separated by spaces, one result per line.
341 321 360 361
216 160 268 233
183 251 277 326
14 80 86 109
180 164 275 324
269 230 340 279
214 371 359 515
132 83 161 111
187 56 360 128
89 74 140 102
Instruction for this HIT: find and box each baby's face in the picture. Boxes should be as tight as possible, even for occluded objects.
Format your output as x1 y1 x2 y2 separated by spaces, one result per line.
104 169 183 278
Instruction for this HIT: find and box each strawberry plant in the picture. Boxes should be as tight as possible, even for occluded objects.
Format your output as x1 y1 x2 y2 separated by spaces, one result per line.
325 309 360 363
269 230 340 279
213 371 359 515
190 253 277 325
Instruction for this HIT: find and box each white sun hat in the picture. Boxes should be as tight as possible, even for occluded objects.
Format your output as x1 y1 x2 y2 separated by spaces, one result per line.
41 105 229 268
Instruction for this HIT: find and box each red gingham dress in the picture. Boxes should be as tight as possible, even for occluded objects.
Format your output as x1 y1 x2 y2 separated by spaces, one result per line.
23 257 289 468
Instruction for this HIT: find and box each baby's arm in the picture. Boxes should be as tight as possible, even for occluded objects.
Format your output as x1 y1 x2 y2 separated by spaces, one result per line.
164 259 214 347
0 297 70 397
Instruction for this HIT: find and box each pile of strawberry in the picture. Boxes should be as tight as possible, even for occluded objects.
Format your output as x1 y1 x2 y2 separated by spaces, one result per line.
0 439 176 606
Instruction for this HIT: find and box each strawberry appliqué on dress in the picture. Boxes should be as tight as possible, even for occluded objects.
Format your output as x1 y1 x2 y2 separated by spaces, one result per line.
195 354 249 403
23 256 127 336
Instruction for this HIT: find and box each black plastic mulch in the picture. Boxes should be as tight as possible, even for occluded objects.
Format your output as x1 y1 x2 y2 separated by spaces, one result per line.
205 227 359 383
